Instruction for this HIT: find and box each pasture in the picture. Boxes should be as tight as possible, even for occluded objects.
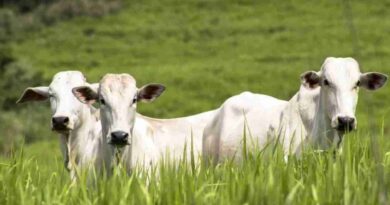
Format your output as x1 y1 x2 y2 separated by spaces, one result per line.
1 0 390 204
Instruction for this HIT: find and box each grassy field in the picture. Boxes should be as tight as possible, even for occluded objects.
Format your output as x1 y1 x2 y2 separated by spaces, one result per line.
1 132 390 204
1 0 390 204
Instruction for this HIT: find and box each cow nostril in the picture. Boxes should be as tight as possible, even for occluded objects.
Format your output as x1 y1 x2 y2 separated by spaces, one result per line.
63 117 69 123
338 117 346 125
123 133 129 140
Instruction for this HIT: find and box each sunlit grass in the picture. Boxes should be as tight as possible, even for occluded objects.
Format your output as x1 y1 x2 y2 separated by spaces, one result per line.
0 128 389 205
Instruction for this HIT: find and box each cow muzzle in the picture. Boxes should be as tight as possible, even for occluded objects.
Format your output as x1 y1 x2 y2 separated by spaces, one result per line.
108 131 130 147
51 116 72 133
335 116 356 133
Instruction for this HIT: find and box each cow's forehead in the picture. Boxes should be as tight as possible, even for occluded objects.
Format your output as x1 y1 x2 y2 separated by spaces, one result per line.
99 74 137 96
322 57 361 80
50 71 86 89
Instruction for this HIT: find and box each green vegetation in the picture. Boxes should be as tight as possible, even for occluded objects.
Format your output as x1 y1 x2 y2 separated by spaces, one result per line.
1 131 390 204
1 0 390 204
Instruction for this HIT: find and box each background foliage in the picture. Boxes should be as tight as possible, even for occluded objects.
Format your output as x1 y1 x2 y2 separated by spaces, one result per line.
0 0 389 204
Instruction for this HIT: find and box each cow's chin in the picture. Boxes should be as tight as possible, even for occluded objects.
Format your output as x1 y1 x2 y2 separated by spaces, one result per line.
334 125 356 135
108 139 130 148
331 119 356 134
52 126 72 135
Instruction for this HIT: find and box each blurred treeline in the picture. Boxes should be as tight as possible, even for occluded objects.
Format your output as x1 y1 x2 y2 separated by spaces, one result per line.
0 0 122 155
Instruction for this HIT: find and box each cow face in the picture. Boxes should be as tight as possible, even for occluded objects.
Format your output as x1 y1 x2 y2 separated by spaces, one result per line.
17 71 89 134
301 57 387 133
72 74 165 147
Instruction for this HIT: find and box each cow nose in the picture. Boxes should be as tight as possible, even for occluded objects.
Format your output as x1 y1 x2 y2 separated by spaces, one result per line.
337 116 355 132
111 131 129 142
52 116 70 131
52 116 69 126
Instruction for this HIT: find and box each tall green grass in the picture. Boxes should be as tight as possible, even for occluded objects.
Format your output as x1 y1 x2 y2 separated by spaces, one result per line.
1 128 389 205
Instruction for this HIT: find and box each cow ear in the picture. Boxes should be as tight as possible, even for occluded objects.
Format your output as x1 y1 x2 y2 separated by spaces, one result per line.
360 72 388 91
137 83 165 103
72 85 99 105
300 71 321 89
17 86 49 104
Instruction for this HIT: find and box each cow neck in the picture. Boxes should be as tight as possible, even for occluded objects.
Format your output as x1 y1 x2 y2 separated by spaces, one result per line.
59 133 71 171
66 105 101 168
124 113 158 168
309 88 341 149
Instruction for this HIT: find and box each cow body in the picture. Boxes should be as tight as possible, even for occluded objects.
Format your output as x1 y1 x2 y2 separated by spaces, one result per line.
119 111 216 169
203 57 387 164
203 92 287 163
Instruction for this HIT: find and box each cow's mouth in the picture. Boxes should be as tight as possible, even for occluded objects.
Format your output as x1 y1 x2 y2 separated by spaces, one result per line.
336 124 355 133
52 125 71 134
108 139 130 147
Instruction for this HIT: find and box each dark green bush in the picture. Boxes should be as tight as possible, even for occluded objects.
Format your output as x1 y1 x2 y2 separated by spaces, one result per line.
0 9 17 42
0 0 57 13
0 60 51 155
0 41 49 155
43 0 122 23
0 0 122 38
0 61 47 110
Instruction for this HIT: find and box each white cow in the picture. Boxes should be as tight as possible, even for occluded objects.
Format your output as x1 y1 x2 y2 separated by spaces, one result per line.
203 57 387 164
72 74 216 171
17 71 113 179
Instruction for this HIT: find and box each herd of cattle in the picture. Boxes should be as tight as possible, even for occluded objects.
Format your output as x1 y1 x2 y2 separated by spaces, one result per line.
17 57 388 179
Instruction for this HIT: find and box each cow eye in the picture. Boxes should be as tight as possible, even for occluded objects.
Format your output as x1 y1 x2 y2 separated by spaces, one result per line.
353 80 360 89
100 98 106 105
132 97 137 104
323 79 330 86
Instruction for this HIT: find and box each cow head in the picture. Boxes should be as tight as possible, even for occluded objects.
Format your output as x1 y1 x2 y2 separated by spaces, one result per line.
17 71 93 134
301 57 387 134
72 74 165 147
